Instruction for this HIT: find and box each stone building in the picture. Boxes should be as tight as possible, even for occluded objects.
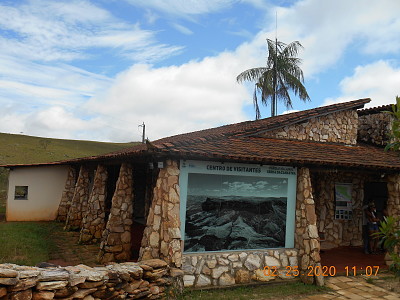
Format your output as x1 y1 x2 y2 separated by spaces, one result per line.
3 98 400 288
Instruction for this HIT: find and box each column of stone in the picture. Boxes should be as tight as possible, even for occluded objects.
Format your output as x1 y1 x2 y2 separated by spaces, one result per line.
387 174 400 217
56 166 77 222
65 165 90 231
79 164 108 244
139 160 182 268
98 163 133 263
385 174 400 265
295 167 323 286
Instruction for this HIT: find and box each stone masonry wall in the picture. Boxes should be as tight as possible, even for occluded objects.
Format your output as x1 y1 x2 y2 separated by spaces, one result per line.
139 160 182 269
358 112 392 146
65 166 90 231
295 168 323 286
387 174 400 217
0 259 183 299
56 166 77 222
312 171 367 249
182 250 298 288
79 164 108 244
98 163 134 263
262 110 358 145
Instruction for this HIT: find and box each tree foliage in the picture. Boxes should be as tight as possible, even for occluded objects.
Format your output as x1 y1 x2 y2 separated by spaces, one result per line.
237 38 310 119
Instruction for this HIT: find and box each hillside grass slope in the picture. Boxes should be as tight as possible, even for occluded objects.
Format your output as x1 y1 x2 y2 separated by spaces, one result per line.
0 133 137 210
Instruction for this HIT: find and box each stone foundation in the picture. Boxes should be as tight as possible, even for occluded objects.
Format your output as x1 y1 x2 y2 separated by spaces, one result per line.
182 250 298 288
65 166 90 231
139 160 182 268
295 168 323 286
98 163 134 263
0 259 183 299
56 167 77 222
79 164 108 244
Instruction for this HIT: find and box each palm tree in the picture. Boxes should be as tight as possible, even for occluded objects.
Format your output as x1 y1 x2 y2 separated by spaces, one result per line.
237 38 310 119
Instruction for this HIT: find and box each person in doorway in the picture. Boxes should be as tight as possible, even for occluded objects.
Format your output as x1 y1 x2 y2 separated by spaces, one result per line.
366 202 380 254
362 203 370 254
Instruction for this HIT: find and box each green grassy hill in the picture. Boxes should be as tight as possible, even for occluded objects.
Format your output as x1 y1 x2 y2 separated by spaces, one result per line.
0 133 137 212
0 133 136 165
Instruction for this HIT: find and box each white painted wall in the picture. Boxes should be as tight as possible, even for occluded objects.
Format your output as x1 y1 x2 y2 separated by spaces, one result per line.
6 165 69 221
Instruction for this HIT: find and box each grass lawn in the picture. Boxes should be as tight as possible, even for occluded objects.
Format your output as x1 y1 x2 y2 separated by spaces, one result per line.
0 221 63 266
0 221 330 299
179 282 329 300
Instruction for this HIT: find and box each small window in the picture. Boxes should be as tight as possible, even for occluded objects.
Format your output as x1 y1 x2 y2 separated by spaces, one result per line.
14 186 28 200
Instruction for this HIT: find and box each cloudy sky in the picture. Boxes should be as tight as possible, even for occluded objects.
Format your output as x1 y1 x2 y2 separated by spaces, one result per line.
1 0 399 142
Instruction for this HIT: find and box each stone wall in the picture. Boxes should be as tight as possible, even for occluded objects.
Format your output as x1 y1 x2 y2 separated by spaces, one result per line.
98 163 134 263
56 167 77 222
139 160 182 269
358 112 392 146
79 164 108 244
387 174 400 217
182 249 298 288
295 168 323 286
0 259 183 299
312 171 367 249
262 110 358 145
65 166 91 231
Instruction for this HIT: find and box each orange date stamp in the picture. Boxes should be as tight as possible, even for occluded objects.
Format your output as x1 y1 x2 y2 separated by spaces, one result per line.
263 265 380 277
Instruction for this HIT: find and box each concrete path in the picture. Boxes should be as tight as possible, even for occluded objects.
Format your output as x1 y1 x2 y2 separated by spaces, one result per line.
300 276 399 300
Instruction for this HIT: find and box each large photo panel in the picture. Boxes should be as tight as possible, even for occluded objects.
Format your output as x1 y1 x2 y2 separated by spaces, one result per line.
179 160 297 253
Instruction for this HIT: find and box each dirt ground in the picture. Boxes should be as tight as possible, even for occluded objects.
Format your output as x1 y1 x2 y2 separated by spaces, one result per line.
47 225 102 267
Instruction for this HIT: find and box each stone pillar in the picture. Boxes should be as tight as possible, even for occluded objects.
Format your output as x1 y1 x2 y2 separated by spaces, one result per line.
79 164 108 244
295 168 323 286
387 174 400 217
56 166 77 222
98 163 133 263
139 160 182 268
65 165 90 231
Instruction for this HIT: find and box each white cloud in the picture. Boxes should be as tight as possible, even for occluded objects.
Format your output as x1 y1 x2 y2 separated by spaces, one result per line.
0 0 182 62
273 0 400 77
84 49 258 141
323 60 400 107
171 23 194 35
124 0 238 17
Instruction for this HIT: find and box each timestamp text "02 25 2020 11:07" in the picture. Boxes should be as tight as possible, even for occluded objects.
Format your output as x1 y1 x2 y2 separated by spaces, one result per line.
263 265 380 277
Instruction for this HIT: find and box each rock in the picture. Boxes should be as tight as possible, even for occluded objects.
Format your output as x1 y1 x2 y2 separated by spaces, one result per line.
54 286 78 298
170 268 184 277
211 266 229 279
140 259 168 269
183 275 195 287
39 270 69 281
0 268 18 278
196 274 211 287
0 287 7 297
252 269 276 282
0 277 19 285
36 280 68 290
10 289 32 300
244 254 261 271
150 286 160 294
235 269 250 284
219 273 235 286
78 281 104 288
69 288 97 299
264 256 281 268
9 278 38 292
32 291 55 300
